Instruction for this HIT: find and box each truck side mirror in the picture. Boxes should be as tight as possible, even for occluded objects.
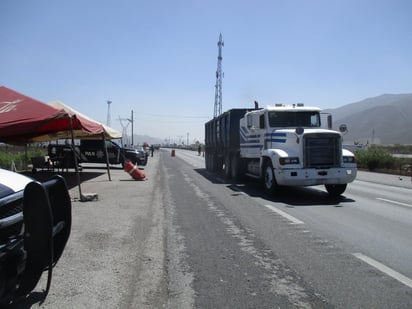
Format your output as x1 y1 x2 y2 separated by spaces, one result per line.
327 115 332 129
339 124 348 133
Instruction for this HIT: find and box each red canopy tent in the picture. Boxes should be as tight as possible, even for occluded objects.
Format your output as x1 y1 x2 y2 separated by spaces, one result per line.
0 86 103 144
0 86 111 201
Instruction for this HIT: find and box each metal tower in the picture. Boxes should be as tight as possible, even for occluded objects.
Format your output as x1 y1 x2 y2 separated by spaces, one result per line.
118 116 131 146
213 33 224 118
106 100 112 126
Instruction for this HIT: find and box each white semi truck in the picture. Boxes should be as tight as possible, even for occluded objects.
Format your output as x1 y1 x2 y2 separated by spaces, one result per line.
205 103 357 196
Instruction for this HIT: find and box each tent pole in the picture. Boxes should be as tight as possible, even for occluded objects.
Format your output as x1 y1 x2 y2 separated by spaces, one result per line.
102 133 111 181
69 115 83 200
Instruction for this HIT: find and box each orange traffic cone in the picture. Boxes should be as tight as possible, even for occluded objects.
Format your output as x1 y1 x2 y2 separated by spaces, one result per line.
124 160 146 180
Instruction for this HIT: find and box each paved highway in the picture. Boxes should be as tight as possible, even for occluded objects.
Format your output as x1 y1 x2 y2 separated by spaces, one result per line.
18 148 411 308
166 148 412 308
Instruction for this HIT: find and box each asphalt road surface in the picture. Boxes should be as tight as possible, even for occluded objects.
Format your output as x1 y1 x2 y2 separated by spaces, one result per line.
11 148 412 308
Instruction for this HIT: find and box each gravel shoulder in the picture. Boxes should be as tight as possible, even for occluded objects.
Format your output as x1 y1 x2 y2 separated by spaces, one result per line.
356 170 412 189
11 153 167 308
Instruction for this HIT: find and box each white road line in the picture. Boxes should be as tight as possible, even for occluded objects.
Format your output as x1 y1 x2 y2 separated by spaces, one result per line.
264 205 304 225
376 198 412 208
353 253 412 289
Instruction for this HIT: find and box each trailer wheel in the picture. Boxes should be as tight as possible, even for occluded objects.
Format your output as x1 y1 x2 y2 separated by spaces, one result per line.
213 155 223 173
224 154 231 178
263 161 278 194
205 152 211 170
325 184 347 197
210 154 217 171
230 154 243 180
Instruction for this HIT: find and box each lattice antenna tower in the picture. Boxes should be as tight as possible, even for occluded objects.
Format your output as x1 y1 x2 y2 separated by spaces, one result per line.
118 116 131 146
213 33 224 118
106 100 112 126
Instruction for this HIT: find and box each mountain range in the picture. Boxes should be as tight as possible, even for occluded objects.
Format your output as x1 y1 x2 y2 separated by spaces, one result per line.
130 93 412 146
326 93 412 145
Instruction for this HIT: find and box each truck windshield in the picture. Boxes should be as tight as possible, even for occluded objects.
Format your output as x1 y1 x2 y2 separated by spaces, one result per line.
268 111 320 128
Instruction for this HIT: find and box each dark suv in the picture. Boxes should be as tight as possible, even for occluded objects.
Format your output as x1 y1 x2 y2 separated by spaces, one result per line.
0 169 71 305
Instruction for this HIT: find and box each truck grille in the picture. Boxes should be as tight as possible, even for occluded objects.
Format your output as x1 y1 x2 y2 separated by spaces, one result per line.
304 133 341 168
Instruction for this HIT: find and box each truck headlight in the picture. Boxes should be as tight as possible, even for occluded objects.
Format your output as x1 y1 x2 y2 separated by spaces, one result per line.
279 157 300 165
343 156 356 163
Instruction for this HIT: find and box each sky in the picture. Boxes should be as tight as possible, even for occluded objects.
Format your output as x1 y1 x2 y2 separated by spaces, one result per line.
1 0 411 145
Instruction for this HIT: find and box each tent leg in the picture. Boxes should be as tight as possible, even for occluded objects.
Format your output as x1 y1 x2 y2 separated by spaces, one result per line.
102 133 111 181
69 116 83 200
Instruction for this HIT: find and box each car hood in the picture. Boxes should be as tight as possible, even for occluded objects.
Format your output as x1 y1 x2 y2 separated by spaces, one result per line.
0 168 32 198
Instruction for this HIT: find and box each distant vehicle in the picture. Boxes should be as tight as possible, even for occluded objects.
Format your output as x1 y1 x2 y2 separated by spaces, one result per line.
135 146 149 165
0 169 71 305
205 102 357 196
48 140 147 167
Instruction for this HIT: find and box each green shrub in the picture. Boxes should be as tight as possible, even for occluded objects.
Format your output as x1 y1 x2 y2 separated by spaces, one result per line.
355 146 394 171
0 146 47 170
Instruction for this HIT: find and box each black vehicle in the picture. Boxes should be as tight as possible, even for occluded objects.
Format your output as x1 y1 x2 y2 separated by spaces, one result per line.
79 140 147 166
48 140 147 168
0 169 71 305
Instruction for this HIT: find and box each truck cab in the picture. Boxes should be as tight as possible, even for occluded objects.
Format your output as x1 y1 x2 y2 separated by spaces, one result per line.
239 104 357 196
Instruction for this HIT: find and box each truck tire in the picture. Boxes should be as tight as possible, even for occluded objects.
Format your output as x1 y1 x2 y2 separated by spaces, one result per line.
210 154 216 171
263 161 278 194
210 153 217 171
224 154 231 178
325 184 347 197
230 154 242 180
213 155 223 173
205 152 211 170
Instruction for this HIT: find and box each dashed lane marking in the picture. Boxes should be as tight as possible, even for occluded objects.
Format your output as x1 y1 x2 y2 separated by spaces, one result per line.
264 204 304 225
376 197 412 209
353 253 412 289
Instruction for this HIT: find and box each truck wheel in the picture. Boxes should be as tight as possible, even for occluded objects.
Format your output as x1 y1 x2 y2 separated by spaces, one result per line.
325 184 347 197
213 155 223 173
224 154 231 178
210 154 216 171
230 154 242 180
263 161 277 194
205 152 211 170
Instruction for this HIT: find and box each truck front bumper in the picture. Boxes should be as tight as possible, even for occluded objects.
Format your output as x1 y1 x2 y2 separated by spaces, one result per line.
275 167 357 186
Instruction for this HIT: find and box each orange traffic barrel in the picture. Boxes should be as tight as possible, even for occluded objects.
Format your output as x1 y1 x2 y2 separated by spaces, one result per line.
171 149 175 157
124 160 146 180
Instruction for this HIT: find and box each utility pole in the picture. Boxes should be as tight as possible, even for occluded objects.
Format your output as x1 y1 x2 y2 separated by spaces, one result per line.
129 110 134 146
106 100 112 126
213 33 224 118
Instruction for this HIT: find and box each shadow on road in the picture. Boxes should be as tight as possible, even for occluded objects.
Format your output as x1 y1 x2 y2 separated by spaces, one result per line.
21 170 106 190
194 168 355 207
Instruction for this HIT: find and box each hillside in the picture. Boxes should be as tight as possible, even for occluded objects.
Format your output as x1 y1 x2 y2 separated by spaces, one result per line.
326 93 412 145
127 94 412 146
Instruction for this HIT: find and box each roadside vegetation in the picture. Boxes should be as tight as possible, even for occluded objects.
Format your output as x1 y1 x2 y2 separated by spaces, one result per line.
1 143 412 176
0 144 47 170
355 145 412 175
